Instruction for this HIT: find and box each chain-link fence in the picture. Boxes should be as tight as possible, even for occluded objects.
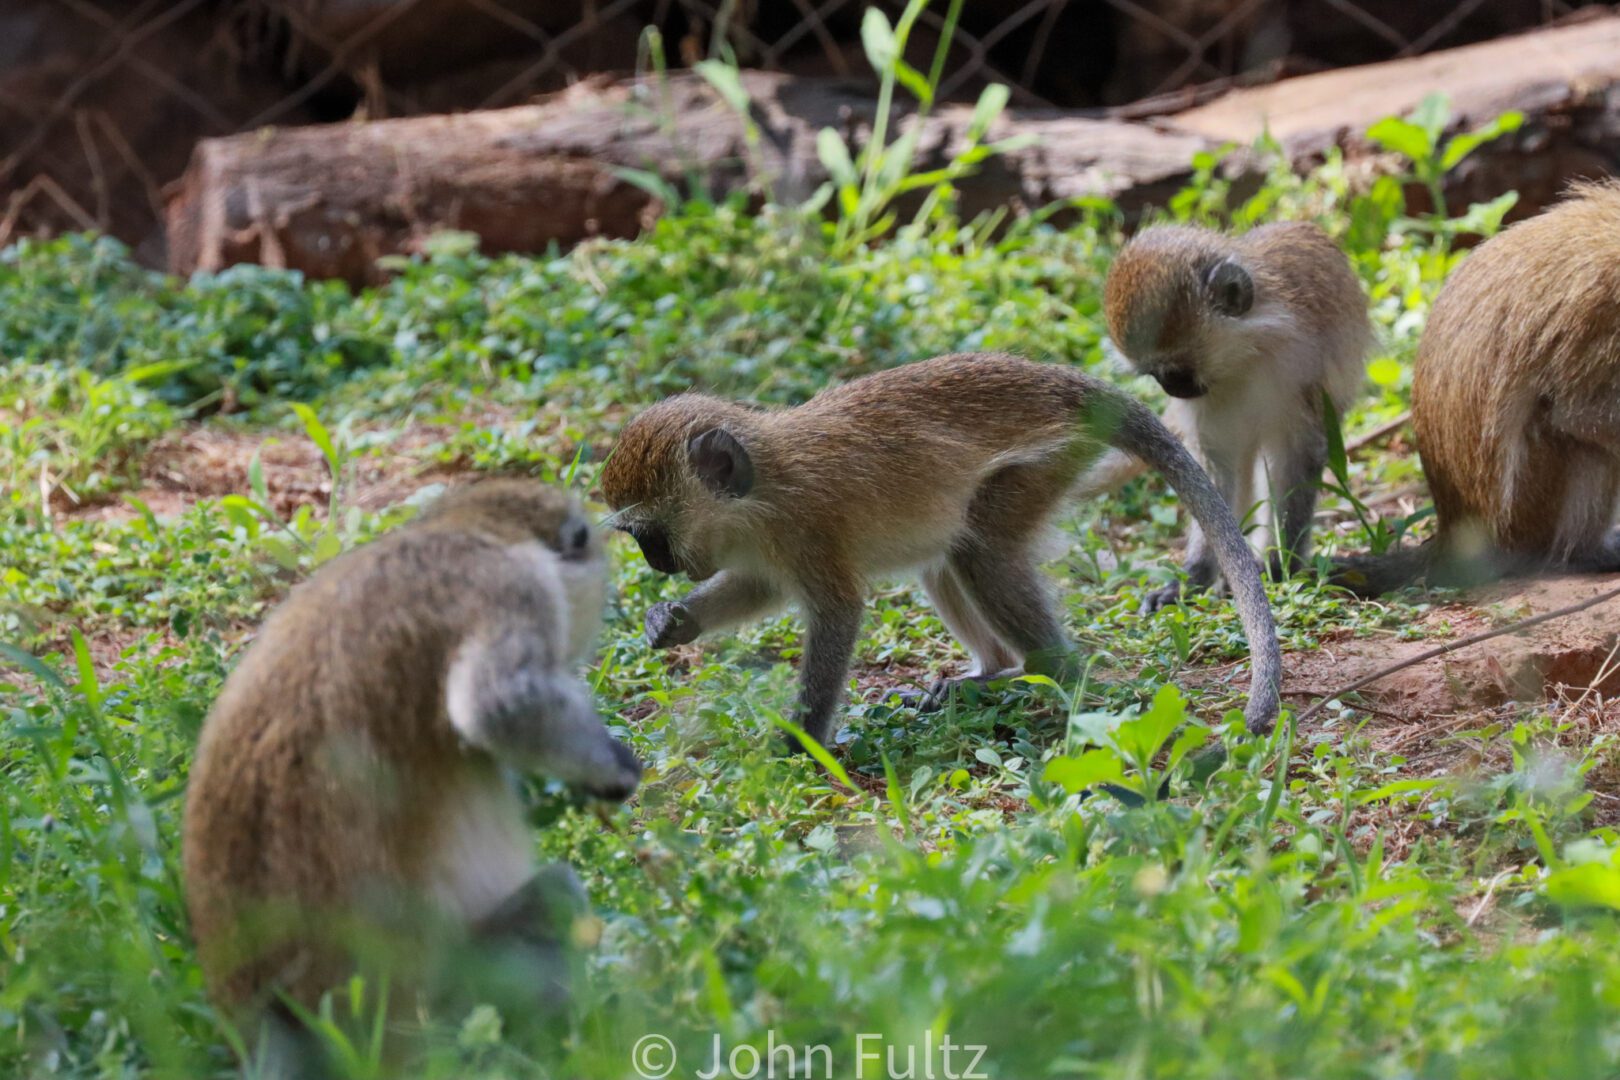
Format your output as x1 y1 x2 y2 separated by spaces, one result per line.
0 0 1603 253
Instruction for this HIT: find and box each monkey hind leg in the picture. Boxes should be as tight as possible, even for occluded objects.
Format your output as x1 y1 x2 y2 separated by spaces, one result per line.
1267 424 1329 581
948 545 1081 685
449 864 590 1027
920 564 1019 678
1549 448 1620 569
1596 527 1620 572
244 1002 333 1080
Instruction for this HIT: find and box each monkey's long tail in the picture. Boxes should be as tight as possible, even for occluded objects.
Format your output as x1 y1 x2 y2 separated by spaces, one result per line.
1084 383 1284 735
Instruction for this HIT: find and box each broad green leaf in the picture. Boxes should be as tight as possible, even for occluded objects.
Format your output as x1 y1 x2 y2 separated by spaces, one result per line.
1546 862 1620 911
1042 749 1127 795
893 59 933 105
1444 191 1519 238
1367 357 1403 388
1365 117 1432 164
313 531 343 566
290 403 339 476
1165 724 1211 775
1410 91 1451 142
861 7 898 73
694 60 751 116
260 536 303 572
1440 110 1523 171
1113 684 1188 765
816 127 858 187
968 83 1011 141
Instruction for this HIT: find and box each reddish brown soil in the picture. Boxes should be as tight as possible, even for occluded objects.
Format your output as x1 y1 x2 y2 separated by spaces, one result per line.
57 424 471 523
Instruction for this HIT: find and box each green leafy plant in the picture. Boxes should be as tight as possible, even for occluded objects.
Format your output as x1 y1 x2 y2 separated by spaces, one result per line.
1042 686 1210 805
1364 92 1523 246
215 405 373 573
813 0 1033 256
1319 389 1431 554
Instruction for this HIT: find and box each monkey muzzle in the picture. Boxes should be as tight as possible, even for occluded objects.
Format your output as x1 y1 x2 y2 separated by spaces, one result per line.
1154 368 1208 399
622 524 682 576
583 740 644 805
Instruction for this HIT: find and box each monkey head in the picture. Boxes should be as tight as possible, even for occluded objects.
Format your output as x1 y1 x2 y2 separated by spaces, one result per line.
418 479 606 662
417 478 600 561
1103 225 1257 400
600 395 759 582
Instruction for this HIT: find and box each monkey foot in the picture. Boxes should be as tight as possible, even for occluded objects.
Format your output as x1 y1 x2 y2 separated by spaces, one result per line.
893 670 1022 712
1142 581 1184 613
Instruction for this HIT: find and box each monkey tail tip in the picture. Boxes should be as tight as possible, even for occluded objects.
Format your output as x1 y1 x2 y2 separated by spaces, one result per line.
1243 685 1281 737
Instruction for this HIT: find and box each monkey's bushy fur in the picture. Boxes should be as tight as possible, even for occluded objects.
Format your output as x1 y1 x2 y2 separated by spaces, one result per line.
1335 182 1620 594
182 480 638 1063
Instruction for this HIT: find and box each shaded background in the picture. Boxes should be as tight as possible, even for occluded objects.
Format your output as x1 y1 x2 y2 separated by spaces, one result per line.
1 0 1605 260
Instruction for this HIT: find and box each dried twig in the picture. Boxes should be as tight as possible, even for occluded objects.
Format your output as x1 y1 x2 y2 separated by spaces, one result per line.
1346 411 1412 453
1295 580 1620 727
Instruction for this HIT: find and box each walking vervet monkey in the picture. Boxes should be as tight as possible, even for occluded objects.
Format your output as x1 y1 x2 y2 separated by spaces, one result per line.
1096 222 1371 608
1335 182 1620 594
600 352 1283 747
183 480 640 1073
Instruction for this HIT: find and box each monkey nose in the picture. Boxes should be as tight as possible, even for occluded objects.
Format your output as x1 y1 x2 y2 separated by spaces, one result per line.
1156 369 1208 399
589 741 643 804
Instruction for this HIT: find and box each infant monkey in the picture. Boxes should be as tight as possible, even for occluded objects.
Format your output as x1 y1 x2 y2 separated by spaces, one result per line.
183 480 640 1075
1101 222 1371 608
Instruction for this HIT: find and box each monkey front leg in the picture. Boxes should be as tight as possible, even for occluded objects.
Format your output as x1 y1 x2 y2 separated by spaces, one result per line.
788 593 865 753
1268 424 1329 580
644 571 780 648
447 629 642 800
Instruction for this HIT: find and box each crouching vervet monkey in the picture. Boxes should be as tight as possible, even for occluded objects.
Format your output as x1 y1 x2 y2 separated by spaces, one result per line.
183 479 641 1076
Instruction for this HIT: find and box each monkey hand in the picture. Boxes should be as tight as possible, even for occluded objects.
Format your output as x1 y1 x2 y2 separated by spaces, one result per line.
645 601 700 648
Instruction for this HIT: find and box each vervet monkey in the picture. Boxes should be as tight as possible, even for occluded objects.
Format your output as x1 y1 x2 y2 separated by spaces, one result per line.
1335 182 1620 594
1098 221 1371 608
600 352 1282 748
182 480 640 1073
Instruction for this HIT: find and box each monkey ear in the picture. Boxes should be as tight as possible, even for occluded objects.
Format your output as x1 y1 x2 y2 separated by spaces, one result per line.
1203 258 1254 317
687 428 754 498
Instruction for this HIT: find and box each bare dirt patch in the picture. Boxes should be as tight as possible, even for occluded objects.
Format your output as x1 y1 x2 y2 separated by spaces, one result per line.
1288 574 1620 723
58 424 471 523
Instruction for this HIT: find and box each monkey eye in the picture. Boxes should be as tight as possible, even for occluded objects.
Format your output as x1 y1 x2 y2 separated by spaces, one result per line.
558 518 593 560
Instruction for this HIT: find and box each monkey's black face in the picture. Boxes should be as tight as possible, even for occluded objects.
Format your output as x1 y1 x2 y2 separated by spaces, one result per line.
575 739 644 804
620 523 681 575
1155 368 1209 399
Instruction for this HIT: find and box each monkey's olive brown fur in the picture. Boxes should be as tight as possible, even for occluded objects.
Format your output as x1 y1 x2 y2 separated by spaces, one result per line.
601 352 1284 747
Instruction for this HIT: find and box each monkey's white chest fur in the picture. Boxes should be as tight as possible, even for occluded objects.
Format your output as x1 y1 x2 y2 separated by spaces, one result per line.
421 770 534 924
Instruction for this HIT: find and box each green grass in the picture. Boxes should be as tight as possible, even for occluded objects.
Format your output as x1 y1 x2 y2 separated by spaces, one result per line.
5 168 1620 1080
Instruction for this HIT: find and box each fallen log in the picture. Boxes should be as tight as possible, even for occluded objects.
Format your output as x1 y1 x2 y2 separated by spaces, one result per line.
1167 11 1620 220
165 71 1239 285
